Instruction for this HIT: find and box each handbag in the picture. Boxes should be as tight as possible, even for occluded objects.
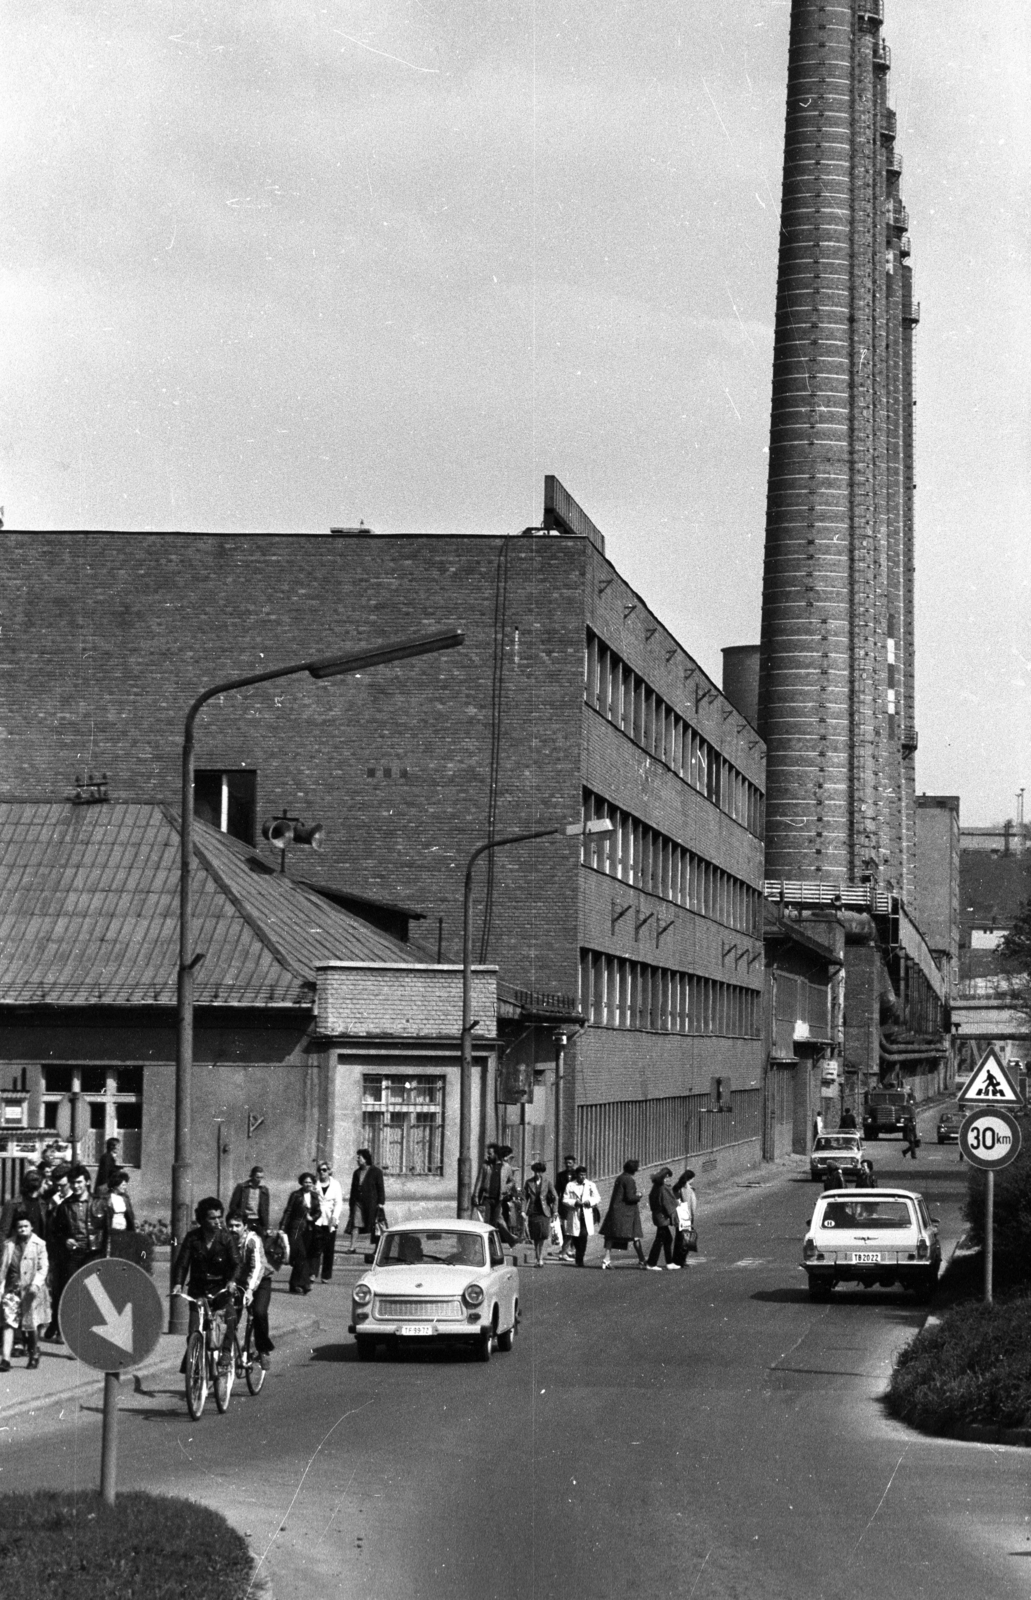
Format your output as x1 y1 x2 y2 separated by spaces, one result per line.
592 1205 601 1226
371 1206 388 1243
675 1201 694 1231
683 1226 699 1254
548 1215 563 1247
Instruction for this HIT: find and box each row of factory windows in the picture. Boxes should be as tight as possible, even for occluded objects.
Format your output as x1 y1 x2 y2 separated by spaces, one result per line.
580 949 762 1038
584 630 764 836
581 789 762 937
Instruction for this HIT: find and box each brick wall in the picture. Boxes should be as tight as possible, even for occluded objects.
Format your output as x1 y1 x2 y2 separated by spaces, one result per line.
317 963 496 1038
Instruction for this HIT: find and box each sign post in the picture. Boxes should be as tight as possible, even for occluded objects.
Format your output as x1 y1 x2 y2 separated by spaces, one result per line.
58 1258 164 1505
958 1107 1023 1305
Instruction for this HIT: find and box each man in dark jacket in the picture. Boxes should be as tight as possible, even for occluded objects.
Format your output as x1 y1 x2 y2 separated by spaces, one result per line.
171 1196 242 1363
45 1168 100 1340
228 1167 270 1236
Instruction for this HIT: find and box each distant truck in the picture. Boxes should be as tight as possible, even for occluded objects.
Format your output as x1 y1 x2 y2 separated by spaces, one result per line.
862 1088 910 1140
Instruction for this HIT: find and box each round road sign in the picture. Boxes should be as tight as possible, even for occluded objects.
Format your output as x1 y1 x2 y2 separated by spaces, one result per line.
959 1108 1022 1171
58 1257 164 1372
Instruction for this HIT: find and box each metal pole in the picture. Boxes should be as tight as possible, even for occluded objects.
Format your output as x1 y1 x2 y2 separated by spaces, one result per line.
169 631 463 1328
458 854 477 1219
100 1372 119 1506
553 1030 567 1177
458 824 589 1218
985 1169 994 1305
170 711 197 1335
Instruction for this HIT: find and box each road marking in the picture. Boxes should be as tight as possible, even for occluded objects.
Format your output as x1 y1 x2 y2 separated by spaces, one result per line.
729 1258 768 1268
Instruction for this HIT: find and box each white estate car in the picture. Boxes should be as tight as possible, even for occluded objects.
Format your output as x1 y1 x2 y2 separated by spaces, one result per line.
801 1188 941 1303
348 1217 520 1362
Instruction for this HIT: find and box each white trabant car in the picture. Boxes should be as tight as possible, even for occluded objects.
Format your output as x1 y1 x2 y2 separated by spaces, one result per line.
802 1187 940 1303
348 1217 519 1362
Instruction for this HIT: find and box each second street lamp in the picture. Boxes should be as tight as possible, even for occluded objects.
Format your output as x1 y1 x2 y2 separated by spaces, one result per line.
457 817 613 1220
170 627 463 1332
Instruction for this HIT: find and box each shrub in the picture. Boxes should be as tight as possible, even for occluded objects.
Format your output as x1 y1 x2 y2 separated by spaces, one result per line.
886 1293 1031 1433
963 1140 1031 1288
0 1490 254 1599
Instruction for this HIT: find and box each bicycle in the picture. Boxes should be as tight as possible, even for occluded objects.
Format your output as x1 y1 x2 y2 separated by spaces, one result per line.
179 1290 264 1417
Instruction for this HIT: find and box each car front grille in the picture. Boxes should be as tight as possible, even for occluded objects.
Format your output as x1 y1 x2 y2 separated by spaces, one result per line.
374 1297 464 1320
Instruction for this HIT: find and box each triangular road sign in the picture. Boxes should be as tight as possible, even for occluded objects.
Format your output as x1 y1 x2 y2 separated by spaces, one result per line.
958 1046 1024 1108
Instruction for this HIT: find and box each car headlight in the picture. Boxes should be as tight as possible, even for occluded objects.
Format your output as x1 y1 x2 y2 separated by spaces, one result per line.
353 1283 373 1306
462 1283 485 1308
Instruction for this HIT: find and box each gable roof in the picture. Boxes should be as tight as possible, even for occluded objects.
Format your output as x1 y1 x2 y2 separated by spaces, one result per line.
0 801 421 1007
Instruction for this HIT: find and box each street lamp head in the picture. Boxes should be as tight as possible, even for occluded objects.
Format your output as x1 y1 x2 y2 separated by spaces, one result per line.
570 818 615 836
307 628 464 679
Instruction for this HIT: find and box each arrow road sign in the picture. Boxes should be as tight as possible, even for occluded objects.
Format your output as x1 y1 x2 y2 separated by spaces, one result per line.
59 1258 164 1372
959 1109 1022 1171
957 1046 1024 1109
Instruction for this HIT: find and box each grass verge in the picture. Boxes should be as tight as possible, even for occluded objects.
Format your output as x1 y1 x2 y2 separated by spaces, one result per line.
0 1490 254 1599
885 1291 1031 1434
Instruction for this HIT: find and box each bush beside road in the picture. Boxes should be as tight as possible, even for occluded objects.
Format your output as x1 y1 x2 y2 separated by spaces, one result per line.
0 1490 254 1599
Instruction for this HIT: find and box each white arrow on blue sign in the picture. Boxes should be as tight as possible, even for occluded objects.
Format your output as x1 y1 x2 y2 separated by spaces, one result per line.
59 1258 164 1372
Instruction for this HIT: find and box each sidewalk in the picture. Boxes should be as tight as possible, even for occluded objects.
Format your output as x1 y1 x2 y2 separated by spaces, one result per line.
0 1250 357 1422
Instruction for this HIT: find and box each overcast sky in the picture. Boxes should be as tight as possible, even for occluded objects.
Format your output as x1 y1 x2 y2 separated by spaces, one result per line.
4 1 1028 826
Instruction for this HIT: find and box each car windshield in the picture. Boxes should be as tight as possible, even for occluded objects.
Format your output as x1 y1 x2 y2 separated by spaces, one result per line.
818 1199 914 1231
815 1136 860 1151
378 1230 486 1268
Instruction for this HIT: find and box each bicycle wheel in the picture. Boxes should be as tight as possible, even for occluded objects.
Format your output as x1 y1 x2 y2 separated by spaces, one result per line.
214 1342 235 1413
244 1322 266 1395
185 1332 207 1419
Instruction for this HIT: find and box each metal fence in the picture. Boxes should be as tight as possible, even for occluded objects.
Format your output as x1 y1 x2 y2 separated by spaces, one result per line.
577 1088 762 1183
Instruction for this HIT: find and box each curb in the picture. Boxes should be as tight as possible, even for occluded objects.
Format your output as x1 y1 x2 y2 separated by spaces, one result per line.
0 1316 323 1424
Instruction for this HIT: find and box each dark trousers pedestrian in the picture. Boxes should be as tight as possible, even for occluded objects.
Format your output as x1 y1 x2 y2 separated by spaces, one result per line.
313 1228 337 1282
902 1131 919 1159
647 1225 676 1267
572 1225 590 1267
248 1276 274 1355
289 1229 314 1294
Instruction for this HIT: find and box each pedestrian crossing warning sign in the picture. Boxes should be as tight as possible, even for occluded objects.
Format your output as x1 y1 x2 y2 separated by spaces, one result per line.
958 1047 1024 1109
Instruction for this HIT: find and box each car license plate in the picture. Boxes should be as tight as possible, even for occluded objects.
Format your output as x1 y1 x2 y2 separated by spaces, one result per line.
398 1324 433 1337
847 1252 883 1264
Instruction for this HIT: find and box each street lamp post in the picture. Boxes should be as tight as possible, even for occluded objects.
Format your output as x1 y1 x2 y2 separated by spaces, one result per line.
457 818 612 1219
170 628 463 1332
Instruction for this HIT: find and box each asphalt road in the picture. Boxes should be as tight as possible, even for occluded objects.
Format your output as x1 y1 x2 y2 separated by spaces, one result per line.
3 1145 1030 1600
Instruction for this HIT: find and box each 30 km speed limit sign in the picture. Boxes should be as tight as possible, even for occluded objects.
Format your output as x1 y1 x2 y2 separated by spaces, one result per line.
960 1108 1022 1170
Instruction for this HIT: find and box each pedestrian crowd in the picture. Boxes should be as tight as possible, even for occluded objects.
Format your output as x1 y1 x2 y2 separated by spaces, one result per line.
470 1144 701 1272
1 1140 388 1379
0 1136 141 1374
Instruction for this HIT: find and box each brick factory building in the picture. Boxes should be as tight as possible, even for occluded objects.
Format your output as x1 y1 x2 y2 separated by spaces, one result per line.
729 0 948 1112
0 479 766 1192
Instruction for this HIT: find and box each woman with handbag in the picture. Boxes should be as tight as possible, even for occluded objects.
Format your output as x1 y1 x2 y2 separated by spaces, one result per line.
645 1167 681 1269
522 1162 557 1268
561 1164 601 1268
599 1158 647 1270
672 1169 698 1267
279 1172 322 1295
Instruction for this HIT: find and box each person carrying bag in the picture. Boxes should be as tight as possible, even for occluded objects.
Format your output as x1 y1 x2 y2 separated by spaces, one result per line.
672 1169 698 1267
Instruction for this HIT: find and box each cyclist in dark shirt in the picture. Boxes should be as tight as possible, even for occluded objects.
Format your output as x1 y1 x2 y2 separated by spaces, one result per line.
171 1196 241 1365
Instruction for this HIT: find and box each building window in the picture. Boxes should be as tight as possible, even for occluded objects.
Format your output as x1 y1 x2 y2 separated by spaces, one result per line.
194 769 257 845
40 1065 143 1167
361 1075 445 1176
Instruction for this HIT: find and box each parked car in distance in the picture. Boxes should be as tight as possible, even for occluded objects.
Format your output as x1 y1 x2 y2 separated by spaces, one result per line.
937 1108 963 1144
810 1132 865 1183
348 1217 519 1363
802 1188 940 1302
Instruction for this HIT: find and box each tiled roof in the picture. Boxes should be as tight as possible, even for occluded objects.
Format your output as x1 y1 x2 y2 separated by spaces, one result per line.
0 801 420 1007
